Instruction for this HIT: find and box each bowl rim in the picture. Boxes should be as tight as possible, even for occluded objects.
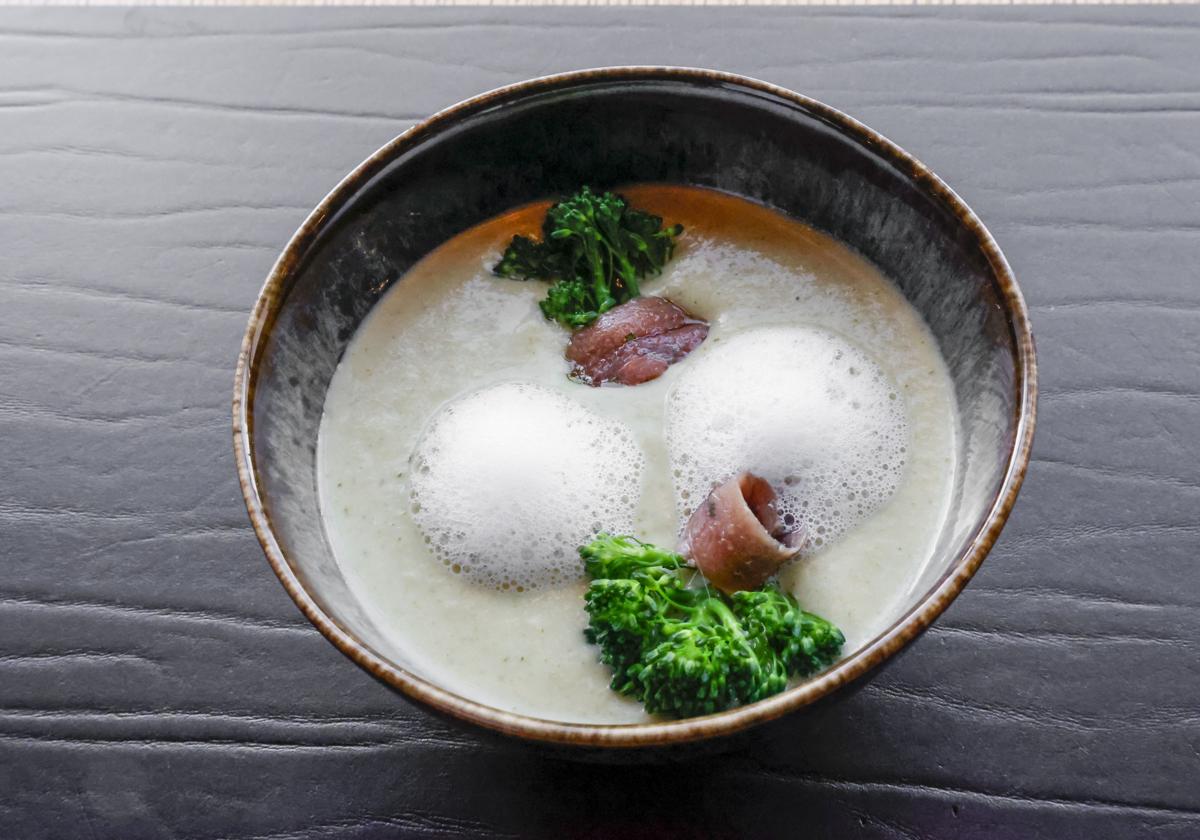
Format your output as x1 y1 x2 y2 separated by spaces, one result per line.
232 66 1038 748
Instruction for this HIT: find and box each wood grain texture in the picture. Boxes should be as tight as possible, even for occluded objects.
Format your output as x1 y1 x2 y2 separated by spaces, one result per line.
0 6 1198 838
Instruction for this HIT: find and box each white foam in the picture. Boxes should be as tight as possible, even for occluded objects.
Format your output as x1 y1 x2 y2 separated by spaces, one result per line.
665 326 909 550
408 381 644 590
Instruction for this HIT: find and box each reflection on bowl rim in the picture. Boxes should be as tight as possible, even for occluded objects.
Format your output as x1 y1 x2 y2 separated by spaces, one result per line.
232 67 1038 748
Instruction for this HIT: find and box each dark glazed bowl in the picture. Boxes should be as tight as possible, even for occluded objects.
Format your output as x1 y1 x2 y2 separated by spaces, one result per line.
233 68 1036 750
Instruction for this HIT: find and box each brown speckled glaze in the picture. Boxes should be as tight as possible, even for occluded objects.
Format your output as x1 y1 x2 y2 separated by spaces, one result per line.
233 68 1037 750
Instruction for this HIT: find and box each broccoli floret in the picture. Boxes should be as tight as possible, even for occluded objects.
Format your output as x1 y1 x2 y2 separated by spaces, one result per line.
729 586 846 675
493 187 684 328
538 279 595 328
580 533 685 580
580 535 844 719
583 578 657 696
638 597 789 718
582 535 690 696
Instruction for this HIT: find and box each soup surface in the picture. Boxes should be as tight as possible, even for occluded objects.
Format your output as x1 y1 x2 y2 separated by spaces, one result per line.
317 185 958 723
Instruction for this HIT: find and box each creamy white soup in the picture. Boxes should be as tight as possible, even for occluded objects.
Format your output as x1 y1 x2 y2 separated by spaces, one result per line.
317 185 958 723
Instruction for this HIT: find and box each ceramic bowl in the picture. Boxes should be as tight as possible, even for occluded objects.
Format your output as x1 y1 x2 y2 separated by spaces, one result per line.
233 68 1037 750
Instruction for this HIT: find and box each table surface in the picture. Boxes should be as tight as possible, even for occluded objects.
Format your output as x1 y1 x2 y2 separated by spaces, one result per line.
2 6 1199 839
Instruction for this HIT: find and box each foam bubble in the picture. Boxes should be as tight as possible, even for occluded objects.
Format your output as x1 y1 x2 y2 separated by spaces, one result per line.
665 326 908 550
409 381 644 590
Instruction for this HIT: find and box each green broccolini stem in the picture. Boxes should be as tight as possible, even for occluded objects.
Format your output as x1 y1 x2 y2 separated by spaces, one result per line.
703 597 747 638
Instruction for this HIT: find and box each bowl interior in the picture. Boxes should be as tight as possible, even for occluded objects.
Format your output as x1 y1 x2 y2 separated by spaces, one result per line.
241 71 1028 741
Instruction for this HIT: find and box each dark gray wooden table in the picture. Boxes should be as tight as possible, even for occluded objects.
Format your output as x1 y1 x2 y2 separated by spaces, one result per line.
2 7 1198 838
